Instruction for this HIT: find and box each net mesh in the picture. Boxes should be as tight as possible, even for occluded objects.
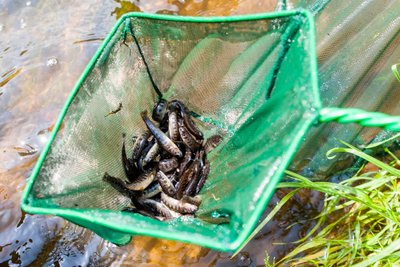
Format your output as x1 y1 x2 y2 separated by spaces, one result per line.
25 12 319 250
287 0 400 179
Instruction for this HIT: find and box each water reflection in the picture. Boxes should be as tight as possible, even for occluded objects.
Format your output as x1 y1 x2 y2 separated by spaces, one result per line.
0 67 22 87
111 0 141 19
0 0 283 266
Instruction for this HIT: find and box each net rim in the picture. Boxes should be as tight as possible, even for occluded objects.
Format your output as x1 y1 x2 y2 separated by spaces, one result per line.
21 9 321 251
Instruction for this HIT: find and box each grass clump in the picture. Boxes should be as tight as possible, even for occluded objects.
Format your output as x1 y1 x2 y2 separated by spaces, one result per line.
234 140 400 266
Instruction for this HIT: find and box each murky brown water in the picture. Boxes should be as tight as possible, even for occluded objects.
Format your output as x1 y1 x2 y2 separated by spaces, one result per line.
0 1 325 266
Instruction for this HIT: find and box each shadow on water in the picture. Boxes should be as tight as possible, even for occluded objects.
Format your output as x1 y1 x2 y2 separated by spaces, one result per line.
0 0 323 266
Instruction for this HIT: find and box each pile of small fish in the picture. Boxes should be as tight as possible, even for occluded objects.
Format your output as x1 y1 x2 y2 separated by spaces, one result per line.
103 99 222 221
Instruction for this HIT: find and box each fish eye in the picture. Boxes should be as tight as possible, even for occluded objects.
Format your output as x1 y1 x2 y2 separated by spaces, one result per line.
157 104 165 112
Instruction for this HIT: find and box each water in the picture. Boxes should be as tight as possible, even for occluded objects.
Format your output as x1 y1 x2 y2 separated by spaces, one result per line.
0 0 324 266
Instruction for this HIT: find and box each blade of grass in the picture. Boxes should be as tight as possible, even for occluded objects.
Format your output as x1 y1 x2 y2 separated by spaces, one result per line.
273 141 400 266
352 238 400 267
280 242 342 265
349 220 361 266
283 171 398 223
363 133 400 149
326 140 400 177
392 63 400 82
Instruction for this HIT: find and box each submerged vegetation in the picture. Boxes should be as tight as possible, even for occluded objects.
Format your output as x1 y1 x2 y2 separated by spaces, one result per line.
234 139 400 266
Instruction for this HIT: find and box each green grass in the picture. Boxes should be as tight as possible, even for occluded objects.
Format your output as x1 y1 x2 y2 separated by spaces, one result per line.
233 140 400 266
392 63 400 82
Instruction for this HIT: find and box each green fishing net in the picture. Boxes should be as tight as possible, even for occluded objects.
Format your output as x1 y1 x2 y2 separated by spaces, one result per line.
22 11 320 250
22 9 400 250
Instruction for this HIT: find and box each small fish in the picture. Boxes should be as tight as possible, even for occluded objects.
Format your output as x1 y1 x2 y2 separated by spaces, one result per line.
168 111 179 142
141 111 182 157
158 157 179 173
184 178 198 197
125 169 156 191
183 159 202 196
134 199 160 217
122 139 138 182
138 182 162 200
183 113 203 140
142 198 180 219
168 173 179 185
195 159 210 194
132 132 149 160
178 150 192 177
161 192 198 214
178 121 202 151
159 118 169 133
122 206 159 219
143 142 159 165
204 134 223 153
176 162 197 199
181 195 202 207
170 100 203 140
138 139 155 172
152 99 168 122
122 207 140 213
103 172 136 198
157 171 176 196
168 99 186 114
105 102 123 117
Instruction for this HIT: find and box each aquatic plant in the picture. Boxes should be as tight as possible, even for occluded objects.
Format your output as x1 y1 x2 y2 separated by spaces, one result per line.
234 140 400 266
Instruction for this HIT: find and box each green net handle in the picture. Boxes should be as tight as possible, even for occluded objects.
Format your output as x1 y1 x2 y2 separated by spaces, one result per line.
319 107 400 131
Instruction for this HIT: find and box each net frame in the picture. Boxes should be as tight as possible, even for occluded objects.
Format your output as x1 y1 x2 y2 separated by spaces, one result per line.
21 10 321 251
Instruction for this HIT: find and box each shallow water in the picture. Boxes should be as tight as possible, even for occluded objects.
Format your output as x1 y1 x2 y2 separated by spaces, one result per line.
0 1 324 266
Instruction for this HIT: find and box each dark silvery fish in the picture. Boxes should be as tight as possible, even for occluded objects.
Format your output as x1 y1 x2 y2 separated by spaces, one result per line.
176 162 196 199
168 111 179 142
161 192 198 214
142 198 180 219
141 111 183 158
143 142 159 165
125 169 156 191
157 171 176 196
138 182 162 200
170 99 203 140
195 159 210 194
103 172 136 198
152 99 168 122
122 139 138 182
183 113 203 140
137 139 155 172
178 121 202 151
132 132 149 160
158 157 179 173
122 206 158 219
178 150 192 177
181 195 202 207
183 159 202 197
